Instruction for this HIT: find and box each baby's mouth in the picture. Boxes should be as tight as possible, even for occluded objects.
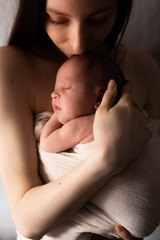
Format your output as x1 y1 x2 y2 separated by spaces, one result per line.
54 105 61 112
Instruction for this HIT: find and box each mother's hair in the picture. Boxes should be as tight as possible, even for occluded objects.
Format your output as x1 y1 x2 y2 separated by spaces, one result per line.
8 0 133 54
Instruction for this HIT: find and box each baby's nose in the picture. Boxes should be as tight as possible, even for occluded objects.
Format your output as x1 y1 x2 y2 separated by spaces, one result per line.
51 91 60 99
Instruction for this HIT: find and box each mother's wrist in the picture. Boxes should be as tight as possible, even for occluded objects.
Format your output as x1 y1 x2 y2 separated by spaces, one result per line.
89 146 116 179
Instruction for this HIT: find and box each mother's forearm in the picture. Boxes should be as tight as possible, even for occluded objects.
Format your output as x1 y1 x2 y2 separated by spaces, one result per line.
15 152 112 239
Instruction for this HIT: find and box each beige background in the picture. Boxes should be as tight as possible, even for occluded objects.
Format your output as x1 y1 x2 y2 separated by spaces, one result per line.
0 0 160 239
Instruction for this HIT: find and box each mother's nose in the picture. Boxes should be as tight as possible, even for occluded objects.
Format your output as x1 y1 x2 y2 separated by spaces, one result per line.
70 22 88 55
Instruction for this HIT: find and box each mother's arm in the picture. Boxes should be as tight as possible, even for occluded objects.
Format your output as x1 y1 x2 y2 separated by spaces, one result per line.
0 48 149 240
143 52 160 119
0 60 113 239
120 47 160 119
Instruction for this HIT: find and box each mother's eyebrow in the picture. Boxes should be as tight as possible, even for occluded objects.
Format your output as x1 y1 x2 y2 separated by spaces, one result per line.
46 6 114 17
46 8 70 17
90 6 115 16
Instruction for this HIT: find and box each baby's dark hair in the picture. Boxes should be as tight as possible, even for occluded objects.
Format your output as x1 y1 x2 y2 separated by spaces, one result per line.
71 53 126 103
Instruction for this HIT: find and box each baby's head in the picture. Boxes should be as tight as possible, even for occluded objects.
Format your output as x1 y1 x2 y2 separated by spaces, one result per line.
52 53 126 124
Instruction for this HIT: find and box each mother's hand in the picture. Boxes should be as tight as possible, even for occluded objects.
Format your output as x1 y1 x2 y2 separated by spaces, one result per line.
93 80 151 175
115 226 141 240
91 226 140 240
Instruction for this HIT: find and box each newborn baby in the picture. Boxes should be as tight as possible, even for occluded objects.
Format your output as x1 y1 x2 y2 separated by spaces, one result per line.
40 53 126 152
34 53 160 240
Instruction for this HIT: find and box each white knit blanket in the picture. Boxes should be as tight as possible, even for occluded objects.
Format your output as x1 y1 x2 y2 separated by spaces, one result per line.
34 112 160 240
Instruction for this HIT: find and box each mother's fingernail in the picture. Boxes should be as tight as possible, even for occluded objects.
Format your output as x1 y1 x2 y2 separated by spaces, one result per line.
108 79 116 90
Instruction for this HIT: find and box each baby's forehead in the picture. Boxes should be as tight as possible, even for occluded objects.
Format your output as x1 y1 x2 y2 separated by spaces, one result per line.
58 57 92 77
64 56 98 78
65 56 90 71
56 55 102 89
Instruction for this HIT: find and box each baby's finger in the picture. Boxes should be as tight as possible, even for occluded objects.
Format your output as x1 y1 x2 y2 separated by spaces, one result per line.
100 80 117 111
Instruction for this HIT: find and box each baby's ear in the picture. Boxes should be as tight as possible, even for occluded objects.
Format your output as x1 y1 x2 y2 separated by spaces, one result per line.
94 86 106 109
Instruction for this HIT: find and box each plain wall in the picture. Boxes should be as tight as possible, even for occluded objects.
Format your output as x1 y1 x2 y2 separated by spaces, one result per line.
122 0 160 63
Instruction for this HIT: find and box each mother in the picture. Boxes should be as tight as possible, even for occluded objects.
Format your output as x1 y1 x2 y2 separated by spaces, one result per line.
0 0 159 240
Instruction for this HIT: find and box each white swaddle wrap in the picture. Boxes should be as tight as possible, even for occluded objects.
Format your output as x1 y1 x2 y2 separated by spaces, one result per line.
34 111 160 240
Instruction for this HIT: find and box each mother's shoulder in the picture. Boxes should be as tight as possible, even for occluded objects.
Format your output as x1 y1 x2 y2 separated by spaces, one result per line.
0 45 28 61
120 45 160 119
119 45 159 85
0 45 58 68
0 46 60 82
0 46 33 76
120 45 159 73
0 46 36 100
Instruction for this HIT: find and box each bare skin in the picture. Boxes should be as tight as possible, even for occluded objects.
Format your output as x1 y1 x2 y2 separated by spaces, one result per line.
0 0 160 239
40 113 95 152
40 57 99 152
0 45 158 240
40 50 160 155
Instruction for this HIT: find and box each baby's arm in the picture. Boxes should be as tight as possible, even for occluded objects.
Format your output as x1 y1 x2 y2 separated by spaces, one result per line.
40 113 62 139
40 114 94 152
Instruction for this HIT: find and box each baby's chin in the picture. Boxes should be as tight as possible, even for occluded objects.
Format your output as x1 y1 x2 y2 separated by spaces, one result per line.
57 115 70 125
58 113 82 124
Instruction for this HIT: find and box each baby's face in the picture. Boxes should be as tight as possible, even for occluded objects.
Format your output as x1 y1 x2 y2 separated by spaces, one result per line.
51 59 97 124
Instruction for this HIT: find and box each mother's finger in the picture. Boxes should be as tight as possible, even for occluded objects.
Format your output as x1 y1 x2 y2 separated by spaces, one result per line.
100 80 117 111
119 81 133 103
